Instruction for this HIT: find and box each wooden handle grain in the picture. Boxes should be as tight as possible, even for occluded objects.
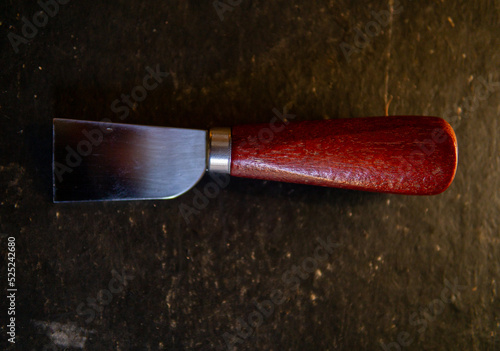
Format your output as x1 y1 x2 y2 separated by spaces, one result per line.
230 116 457 195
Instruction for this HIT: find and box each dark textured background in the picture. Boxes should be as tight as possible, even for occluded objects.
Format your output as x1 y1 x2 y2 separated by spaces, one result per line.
1 0 499 350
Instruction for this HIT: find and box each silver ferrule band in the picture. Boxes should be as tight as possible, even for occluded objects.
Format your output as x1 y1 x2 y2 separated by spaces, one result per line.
208 127 231 174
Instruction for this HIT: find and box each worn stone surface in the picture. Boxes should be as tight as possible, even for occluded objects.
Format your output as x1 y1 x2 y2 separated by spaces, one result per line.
1 0 499 350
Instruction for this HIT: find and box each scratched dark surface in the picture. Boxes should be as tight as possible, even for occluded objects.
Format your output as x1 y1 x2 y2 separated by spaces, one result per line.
1 1 499 350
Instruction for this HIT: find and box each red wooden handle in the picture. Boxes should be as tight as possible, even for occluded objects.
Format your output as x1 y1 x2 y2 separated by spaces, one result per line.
230 116 457 195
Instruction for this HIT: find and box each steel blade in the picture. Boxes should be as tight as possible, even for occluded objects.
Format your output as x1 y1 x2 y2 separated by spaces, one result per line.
53 119 207 202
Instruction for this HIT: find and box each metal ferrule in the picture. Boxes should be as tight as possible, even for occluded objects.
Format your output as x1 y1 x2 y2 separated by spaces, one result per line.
208 127 231 174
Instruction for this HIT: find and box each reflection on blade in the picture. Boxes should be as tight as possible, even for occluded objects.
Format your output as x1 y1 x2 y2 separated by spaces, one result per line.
53 119 207 202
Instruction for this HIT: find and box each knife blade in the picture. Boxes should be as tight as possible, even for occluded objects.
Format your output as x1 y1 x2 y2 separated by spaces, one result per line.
53 116 458 202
